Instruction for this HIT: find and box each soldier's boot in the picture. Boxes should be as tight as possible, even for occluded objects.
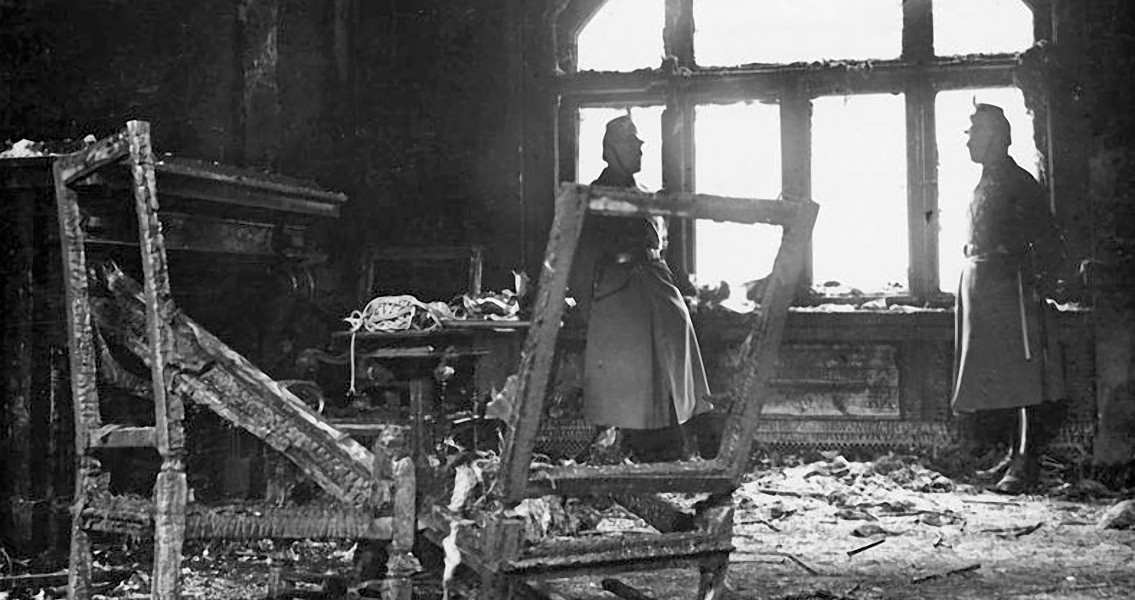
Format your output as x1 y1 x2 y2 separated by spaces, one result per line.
995 407 1040 494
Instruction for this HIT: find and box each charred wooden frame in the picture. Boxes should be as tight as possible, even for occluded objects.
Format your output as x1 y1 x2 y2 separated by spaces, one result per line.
51 122 412 600
436 183 815 598
53 121 187 600
555 0 1051 301
503 184 818 500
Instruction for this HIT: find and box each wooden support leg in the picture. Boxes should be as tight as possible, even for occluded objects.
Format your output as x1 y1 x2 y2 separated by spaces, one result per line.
55 151 104 600
68 456 104 600
383 456 418 600
127 119 188 600
409 378 429 477
479 517 526 600
152 463 188 600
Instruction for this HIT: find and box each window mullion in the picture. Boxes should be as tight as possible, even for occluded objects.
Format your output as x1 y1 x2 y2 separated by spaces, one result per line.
664 0 694 67
902 0 934 62
663 0 696 272
904 0 936 299
662 98 696 273
905 81 939 299
781 84 813 288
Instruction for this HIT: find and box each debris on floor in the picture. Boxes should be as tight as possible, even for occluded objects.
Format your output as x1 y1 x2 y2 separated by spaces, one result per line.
3 452 1134 599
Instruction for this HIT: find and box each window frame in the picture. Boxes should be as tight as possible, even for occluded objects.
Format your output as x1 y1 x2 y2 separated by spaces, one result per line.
553 0 1047 304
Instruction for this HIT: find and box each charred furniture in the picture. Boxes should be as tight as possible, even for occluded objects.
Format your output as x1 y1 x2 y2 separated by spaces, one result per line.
42 122 418 600
426 183 818 599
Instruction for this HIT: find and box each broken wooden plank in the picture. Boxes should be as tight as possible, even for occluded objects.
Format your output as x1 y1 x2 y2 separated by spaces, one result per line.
91 265 377 507
55 130 130 185
500 183 590 503
506 531 733 576
717 199 818 480
527 460 734 498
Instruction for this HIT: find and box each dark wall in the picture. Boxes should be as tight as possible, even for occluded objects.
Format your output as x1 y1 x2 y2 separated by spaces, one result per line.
1052 0 1135 465
0 0 544 293
0 0 239 159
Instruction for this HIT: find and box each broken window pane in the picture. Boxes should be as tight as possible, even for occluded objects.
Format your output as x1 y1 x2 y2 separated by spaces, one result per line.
812 93 908 293
577 0 665 72
578 105 664 192
934 0 1034 56
694 102 782 309
694 0 902 67
936 87 1038 292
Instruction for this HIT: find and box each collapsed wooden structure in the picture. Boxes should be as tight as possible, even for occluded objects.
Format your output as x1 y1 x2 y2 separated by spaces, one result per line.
51 122 415 600
50 122 817 599
422 183 818 598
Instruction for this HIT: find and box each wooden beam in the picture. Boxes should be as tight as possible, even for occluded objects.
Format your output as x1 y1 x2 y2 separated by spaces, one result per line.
558 57 1018 102
500 185 589 503
126 121 187 600
585 184 807 226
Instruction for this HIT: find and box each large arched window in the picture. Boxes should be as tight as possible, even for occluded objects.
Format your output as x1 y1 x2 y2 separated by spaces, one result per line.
558 0 1042 304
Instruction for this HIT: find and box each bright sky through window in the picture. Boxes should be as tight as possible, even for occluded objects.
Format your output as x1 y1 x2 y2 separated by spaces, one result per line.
694 103 782 309
573 0 1036 299
812 93 909 292
578 106 664 192
934 0 1034 56
576 0 664 71
936 88 1037 292
694 0 902 66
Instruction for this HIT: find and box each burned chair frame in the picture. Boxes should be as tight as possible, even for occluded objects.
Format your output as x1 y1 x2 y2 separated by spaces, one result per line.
425 183 818 599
